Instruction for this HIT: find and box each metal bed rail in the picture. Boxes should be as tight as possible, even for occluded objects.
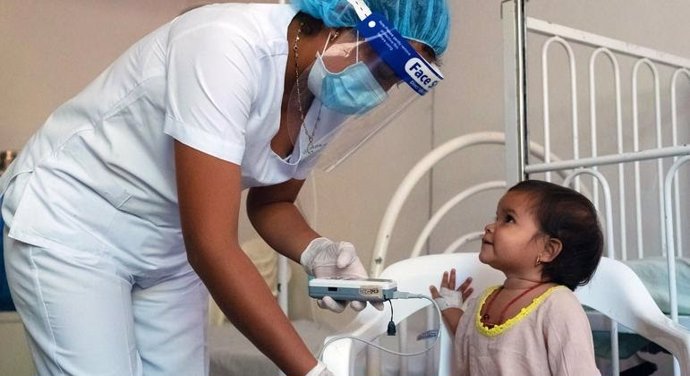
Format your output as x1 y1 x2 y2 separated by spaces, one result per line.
503 2 690 374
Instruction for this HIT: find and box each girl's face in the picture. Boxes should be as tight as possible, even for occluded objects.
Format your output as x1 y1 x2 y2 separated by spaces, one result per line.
479 191 547 277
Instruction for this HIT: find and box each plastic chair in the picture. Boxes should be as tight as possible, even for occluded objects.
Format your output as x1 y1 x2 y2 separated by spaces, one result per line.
575 257 690 375
322 253 690 376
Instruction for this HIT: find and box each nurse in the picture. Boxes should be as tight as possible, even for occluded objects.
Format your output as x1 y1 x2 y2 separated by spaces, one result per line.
0 0 450 375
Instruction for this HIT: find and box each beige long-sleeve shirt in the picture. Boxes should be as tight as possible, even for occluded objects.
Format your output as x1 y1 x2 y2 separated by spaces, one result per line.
454 285 601 376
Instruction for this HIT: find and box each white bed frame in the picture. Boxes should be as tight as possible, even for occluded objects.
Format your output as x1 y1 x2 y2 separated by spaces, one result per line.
326 1 690 375
502 1 690 374
356 128 688 374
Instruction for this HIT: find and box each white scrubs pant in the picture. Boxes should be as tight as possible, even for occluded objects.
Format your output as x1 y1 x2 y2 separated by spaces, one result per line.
3 227 209 376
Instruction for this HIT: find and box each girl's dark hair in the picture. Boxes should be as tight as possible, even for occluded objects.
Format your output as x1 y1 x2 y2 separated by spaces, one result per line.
509 180 604 290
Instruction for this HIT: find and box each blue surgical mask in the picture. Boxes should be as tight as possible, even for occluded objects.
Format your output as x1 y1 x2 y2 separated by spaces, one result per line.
307 53 388 115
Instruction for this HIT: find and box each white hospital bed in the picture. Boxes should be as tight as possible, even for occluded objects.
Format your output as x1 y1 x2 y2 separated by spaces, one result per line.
322 1 690 375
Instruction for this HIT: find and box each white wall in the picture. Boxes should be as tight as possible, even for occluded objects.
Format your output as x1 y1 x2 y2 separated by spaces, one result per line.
1 0 689 364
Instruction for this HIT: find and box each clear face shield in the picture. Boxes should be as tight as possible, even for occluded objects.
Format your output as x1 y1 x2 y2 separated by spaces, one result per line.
287 0 444 171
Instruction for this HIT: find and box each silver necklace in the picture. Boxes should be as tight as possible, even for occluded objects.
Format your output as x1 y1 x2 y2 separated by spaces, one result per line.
292 23 318 152
293 27 340 154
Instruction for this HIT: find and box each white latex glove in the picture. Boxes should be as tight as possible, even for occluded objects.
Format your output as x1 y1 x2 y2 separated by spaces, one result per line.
304 360 334 376
300 237 382 312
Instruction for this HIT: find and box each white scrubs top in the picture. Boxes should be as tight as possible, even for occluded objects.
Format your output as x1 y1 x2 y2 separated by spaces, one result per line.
0 3 334 281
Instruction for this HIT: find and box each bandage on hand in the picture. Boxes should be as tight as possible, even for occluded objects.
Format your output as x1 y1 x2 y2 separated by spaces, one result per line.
429 268 473 311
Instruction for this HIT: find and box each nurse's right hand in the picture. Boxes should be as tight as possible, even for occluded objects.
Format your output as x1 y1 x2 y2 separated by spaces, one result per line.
300 237 383 313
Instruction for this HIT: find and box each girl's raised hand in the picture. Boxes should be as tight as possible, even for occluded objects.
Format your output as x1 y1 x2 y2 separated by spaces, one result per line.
429 268 474 310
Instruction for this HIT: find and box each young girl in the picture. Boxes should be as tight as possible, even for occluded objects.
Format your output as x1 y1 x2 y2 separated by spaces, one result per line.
430 180 603 375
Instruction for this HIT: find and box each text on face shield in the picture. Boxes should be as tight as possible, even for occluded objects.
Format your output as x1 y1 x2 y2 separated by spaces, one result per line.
405 58 441 92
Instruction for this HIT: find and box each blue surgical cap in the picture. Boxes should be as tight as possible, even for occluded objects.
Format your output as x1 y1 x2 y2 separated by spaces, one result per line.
291 0 450 56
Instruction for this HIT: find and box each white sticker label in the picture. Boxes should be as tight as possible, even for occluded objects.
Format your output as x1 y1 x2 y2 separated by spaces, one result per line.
405 58 442 92
359 286 383 298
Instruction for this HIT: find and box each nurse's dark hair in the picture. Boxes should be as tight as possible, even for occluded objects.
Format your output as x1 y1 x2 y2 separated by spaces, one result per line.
295 12 325 36
508 180 604 291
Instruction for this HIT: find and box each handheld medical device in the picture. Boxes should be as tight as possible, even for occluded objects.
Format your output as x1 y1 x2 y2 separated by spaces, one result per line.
308 278 398 301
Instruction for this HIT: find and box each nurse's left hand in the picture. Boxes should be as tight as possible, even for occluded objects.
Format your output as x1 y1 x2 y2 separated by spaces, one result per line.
300 237 384 313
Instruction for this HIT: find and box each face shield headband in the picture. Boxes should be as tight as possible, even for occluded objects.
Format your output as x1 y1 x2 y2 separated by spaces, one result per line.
346 0 444 95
